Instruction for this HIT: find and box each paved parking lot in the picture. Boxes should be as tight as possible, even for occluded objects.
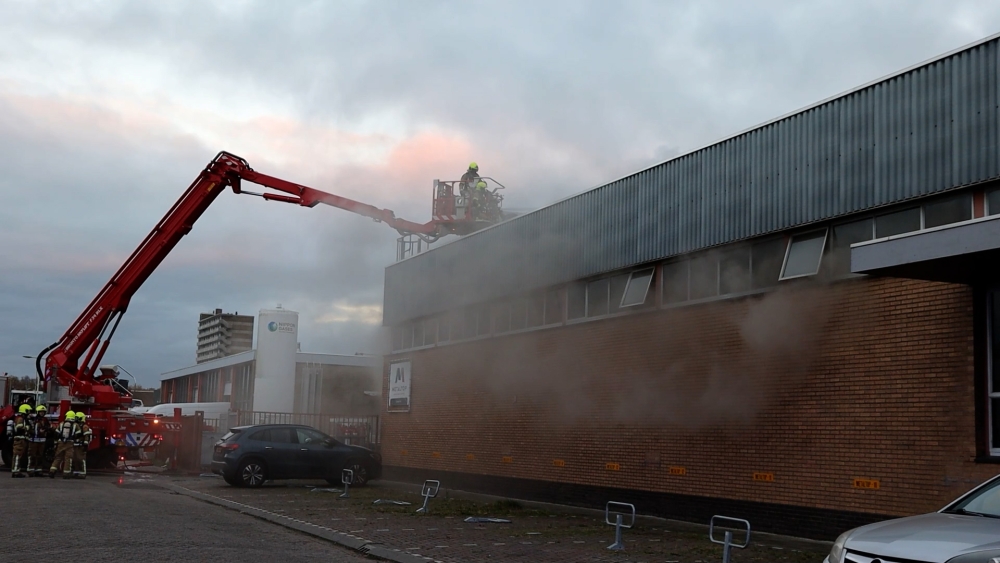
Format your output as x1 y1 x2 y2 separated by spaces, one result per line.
1 471 370 563
172 475 832 563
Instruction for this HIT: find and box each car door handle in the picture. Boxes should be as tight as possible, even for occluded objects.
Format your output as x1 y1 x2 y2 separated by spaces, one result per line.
264 446 273 450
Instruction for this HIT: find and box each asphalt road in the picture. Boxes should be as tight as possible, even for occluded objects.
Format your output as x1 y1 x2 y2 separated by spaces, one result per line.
1 472 371 563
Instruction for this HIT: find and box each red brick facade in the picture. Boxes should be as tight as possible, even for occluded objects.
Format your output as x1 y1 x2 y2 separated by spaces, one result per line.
382 277 995 521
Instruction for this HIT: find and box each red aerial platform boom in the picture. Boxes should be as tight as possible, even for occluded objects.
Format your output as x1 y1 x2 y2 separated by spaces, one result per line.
1 151 504 469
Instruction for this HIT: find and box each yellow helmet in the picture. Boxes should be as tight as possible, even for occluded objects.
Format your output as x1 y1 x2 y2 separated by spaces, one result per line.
65 410 76 421
468 162 478 171
35 405 47 413
76 413 87 422
475 180 487 190
18 404 32 415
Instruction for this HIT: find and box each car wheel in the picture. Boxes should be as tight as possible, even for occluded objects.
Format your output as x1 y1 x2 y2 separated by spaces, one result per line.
344 460 370 487
238 459 267 488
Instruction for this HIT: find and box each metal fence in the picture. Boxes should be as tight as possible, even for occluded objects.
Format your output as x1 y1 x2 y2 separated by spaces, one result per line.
230 411 380 450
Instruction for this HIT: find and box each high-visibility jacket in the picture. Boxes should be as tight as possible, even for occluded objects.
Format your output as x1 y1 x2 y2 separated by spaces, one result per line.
73 424 92 447
30 418 49 443
12 420 29 441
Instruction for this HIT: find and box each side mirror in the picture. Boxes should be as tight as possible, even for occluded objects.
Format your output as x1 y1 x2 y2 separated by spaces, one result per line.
323 438 335 448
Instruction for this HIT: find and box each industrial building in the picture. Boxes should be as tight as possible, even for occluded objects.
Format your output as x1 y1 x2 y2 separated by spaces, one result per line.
196 308 254 363
380 35 1000 539
162 307 380 416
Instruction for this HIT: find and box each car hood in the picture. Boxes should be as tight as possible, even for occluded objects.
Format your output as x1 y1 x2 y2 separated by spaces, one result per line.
847 513 1000 562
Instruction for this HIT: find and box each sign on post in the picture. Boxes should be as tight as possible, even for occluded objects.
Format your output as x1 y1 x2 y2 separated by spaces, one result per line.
388 360 411 412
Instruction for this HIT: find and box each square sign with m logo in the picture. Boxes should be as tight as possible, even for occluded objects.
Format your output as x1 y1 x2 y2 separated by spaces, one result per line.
388 360 412 411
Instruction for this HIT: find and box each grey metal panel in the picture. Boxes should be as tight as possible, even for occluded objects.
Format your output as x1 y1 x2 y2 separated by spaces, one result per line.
385 38 1000 325
852 216 1000 272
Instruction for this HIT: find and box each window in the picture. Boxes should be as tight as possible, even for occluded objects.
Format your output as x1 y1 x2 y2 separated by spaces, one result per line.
510 298 528 330
719 247 750 294
567 283 586 319
545 290 563 324
391 327 403 351
609 274 629 314
477 305 491 336
438 315 451 342
450 310 465 340
875 207 920 238
296 428 327 445
924 193 972 228
412 321 424 348
751 238 786 289
248 429 270 442
829 218 874 275
689 254 718 300
662 261 689 303
621 268 654 307
269 428 294 443
527 293 545 327
463 307 478 339
423 318 437 346
493 302 510 333
780 229 827 280
988 188 1000 216
401 323 413 349
586 278 610 317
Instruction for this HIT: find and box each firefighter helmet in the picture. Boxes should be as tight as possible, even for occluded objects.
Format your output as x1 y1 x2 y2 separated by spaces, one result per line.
77 413 87 422
64 410 76 421
468 162 478 171
18 404 32 415
475 180 487 190
35 404 47 412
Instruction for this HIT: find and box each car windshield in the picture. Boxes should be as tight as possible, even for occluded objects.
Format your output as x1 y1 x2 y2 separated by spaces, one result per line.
944 478 1000 517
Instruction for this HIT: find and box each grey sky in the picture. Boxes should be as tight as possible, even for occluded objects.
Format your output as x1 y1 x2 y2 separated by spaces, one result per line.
1 0 998 386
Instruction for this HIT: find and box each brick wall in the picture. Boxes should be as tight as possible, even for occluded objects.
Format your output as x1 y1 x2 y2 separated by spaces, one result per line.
381 277 995 525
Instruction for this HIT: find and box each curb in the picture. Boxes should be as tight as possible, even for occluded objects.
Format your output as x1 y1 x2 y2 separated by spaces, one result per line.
160 483 435 563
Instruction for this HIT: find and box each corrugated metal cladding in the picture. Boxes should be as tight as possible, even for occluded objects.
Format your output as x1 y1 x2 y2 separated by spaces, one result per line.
384 37 1000 326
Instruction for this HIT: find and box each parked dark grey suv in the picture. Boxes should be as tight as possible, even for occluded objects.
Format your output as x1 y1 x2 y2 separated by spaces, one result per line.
211 424 382 488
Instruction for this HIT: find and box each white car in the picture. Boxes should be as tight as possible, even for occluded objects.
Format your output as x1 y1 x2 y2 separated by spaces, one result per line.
826 474 1000 563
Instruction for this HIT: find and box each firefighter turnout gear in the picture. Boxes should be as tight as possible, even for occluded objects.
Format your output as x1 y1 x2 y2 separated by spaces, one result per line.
49 413 78 479
460 163 481 193
27 411 50 476
73 413 92 478
10 414 29 477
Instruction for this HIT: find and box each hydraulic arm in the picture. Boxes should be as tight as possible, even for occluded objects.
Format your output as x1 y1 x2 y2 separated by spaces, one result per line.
37 151 448 407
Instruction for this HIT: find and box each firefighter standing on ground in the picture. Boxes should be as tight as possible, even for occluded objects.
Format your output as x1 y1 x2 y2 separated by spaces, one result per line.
50 410 77 479
10 405 31 477
27 404 49 476
72 412 92 478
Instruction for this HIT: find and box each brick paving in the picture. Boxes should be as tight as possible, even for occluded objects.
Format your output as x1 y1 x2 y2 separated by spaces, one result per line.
172 476 830 563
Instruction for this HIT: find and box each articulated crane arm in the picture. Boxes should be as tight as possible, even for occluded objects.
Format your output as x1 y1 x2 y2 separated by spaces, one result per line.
38 151 442 407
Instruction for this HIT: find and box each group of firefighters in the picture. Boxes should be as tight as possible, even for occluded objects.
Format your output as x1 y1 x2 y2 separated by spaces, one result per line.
6 403 92 479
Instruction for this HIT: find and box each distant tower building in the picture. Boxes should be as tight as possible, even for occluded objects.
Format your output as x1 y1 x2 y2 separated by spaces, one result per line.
197 308 254 363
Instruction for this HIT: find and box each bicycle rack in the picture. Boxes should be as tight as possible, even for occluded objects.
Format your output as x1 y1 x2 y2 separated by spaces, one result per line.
415 479 440 514
604 501 636 551
709 515 751 563
339 468 353 499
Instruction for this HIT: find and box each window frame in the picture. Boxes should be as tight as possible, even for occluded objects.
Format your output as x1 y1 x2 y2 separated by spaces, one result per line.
620 268 655 308
988 290 1000 457
779 228 829 281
